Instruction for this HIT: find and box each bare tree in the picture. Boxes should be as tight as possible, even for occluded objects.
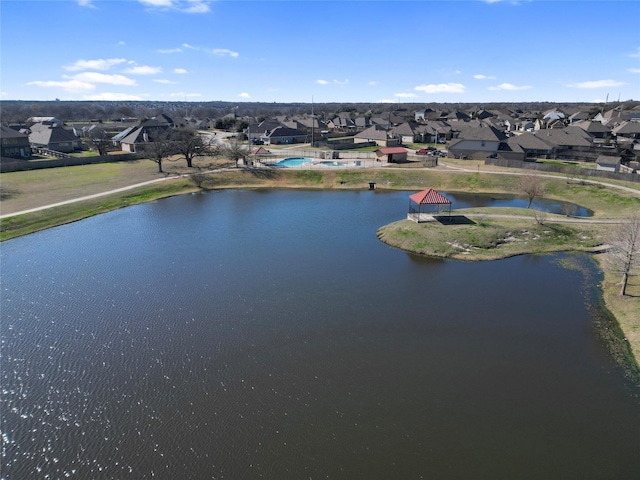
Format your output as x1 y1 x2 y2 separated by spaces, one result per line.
518 172 545 208
532 208 548 225
606 214 640 296
220 139 252 166
172 127 217 168
141 130 175 173
87 127 112 156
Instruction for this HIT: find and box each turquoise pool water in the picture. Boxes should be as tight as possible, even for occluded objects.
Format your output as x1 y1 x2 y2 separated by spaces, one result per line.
276 157 313 167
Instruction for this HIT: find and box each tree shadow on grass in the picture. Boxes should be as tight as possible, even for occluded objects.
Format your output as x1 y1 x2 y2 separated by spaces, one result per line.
243 167 280 180
0 185 20 201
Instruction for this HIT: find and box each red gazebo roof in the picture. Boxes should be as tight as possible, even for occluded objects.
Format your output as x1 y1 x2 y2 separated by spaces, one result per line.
409 188 451 205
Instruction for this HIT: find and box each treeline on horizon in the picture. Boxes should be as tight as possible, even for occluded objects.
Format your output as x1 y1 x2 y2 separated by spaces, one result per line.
1 99 638 125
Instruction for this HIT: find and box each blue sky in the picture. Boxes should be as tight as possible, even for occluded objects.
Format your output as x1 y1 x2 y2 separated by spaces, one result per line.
1 0 639 103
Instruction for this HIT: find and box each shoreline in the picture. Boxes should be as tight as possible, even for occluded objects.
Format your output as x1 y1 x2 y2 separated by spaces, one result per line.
1 166 639 375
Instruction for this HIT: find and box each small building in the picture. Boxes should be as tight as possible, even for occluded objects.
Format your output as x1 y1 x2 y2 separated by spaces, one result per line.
595 155 621 173
374 147 408 163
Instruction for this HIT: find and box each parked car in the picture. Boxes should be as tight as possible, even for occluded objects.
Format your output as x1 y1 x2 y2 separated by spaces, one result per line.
416 147 435 155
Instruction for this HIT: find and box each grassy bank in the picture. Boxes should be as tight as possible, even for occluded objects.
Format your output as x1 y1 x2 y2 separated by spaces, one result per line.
0 179 196 241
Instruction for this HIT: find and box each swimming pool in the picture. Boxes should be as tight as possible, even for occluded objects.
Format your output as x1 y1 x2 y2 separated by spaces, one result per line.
275 157 313 167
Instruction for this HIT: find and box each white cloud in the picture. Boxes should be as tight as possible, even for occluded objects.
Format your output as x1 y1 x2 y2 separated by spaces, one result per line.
158 48 183 54
212 48 239 58
473 74 496 80
566 79 626 89
27 79 95 91
182 43 197 49
69 72 137 86
64 58 127 71
83 93 144 101
138 1 211 13
395 92 418 98
77 0 96 8
125 65 163 75
184 1 210 13
139 0 173 6
629 47 640 58
368 81 378 86
238 92 251 99
488 82 532 91
415 83 466 94
173 68 189 74
117 41 126 46
153 79 178 84
317 79 348 86
628 68 640 74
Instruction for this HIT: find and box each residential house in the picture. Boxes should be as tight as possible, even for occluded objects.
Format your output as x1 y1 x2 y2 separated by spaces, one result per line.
0 126 31 158
390 122 420 144
26 117 63 127
28 123 82 153
263 126 308 145
612 121 640 142
447 125 506 159
532 128 592 158
571 120 612 141
327 116 356 133
414 108 434 122
354 125 399 147
507 132 555 159
116 116 173 153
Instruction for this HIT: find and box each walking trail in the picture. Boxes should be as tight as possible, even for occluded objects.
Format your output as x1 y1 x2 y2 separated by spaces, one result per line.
1 163 638 220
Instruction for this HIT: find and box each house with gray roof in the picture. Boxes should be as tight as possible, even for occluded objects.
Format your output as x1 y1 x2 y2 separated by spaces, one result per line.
571 120 612 140
28 123 82 153
612 121 640 141
263 126 308 145
507 132 555 159
0 126 31 158
354 125 399 147
390 122 420 144
447 125 506 159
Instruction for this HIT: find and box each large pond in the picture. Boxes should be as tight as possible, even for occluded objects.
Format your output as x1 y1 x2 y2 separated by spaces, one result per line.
1 189 639 479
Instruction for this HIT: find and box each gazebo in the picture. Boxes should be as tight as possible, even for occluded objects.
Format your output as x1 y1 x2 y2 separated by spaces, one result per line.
408 189 452 222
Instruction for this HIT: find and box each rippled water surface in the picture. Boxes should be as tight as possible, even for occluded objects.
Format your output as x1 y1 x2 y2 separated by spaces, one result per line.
2 189 639 479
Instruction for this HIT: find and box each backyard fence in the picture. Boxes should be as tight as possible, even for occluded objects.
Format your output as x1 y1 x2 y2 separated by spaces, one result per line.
484 158 640 183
